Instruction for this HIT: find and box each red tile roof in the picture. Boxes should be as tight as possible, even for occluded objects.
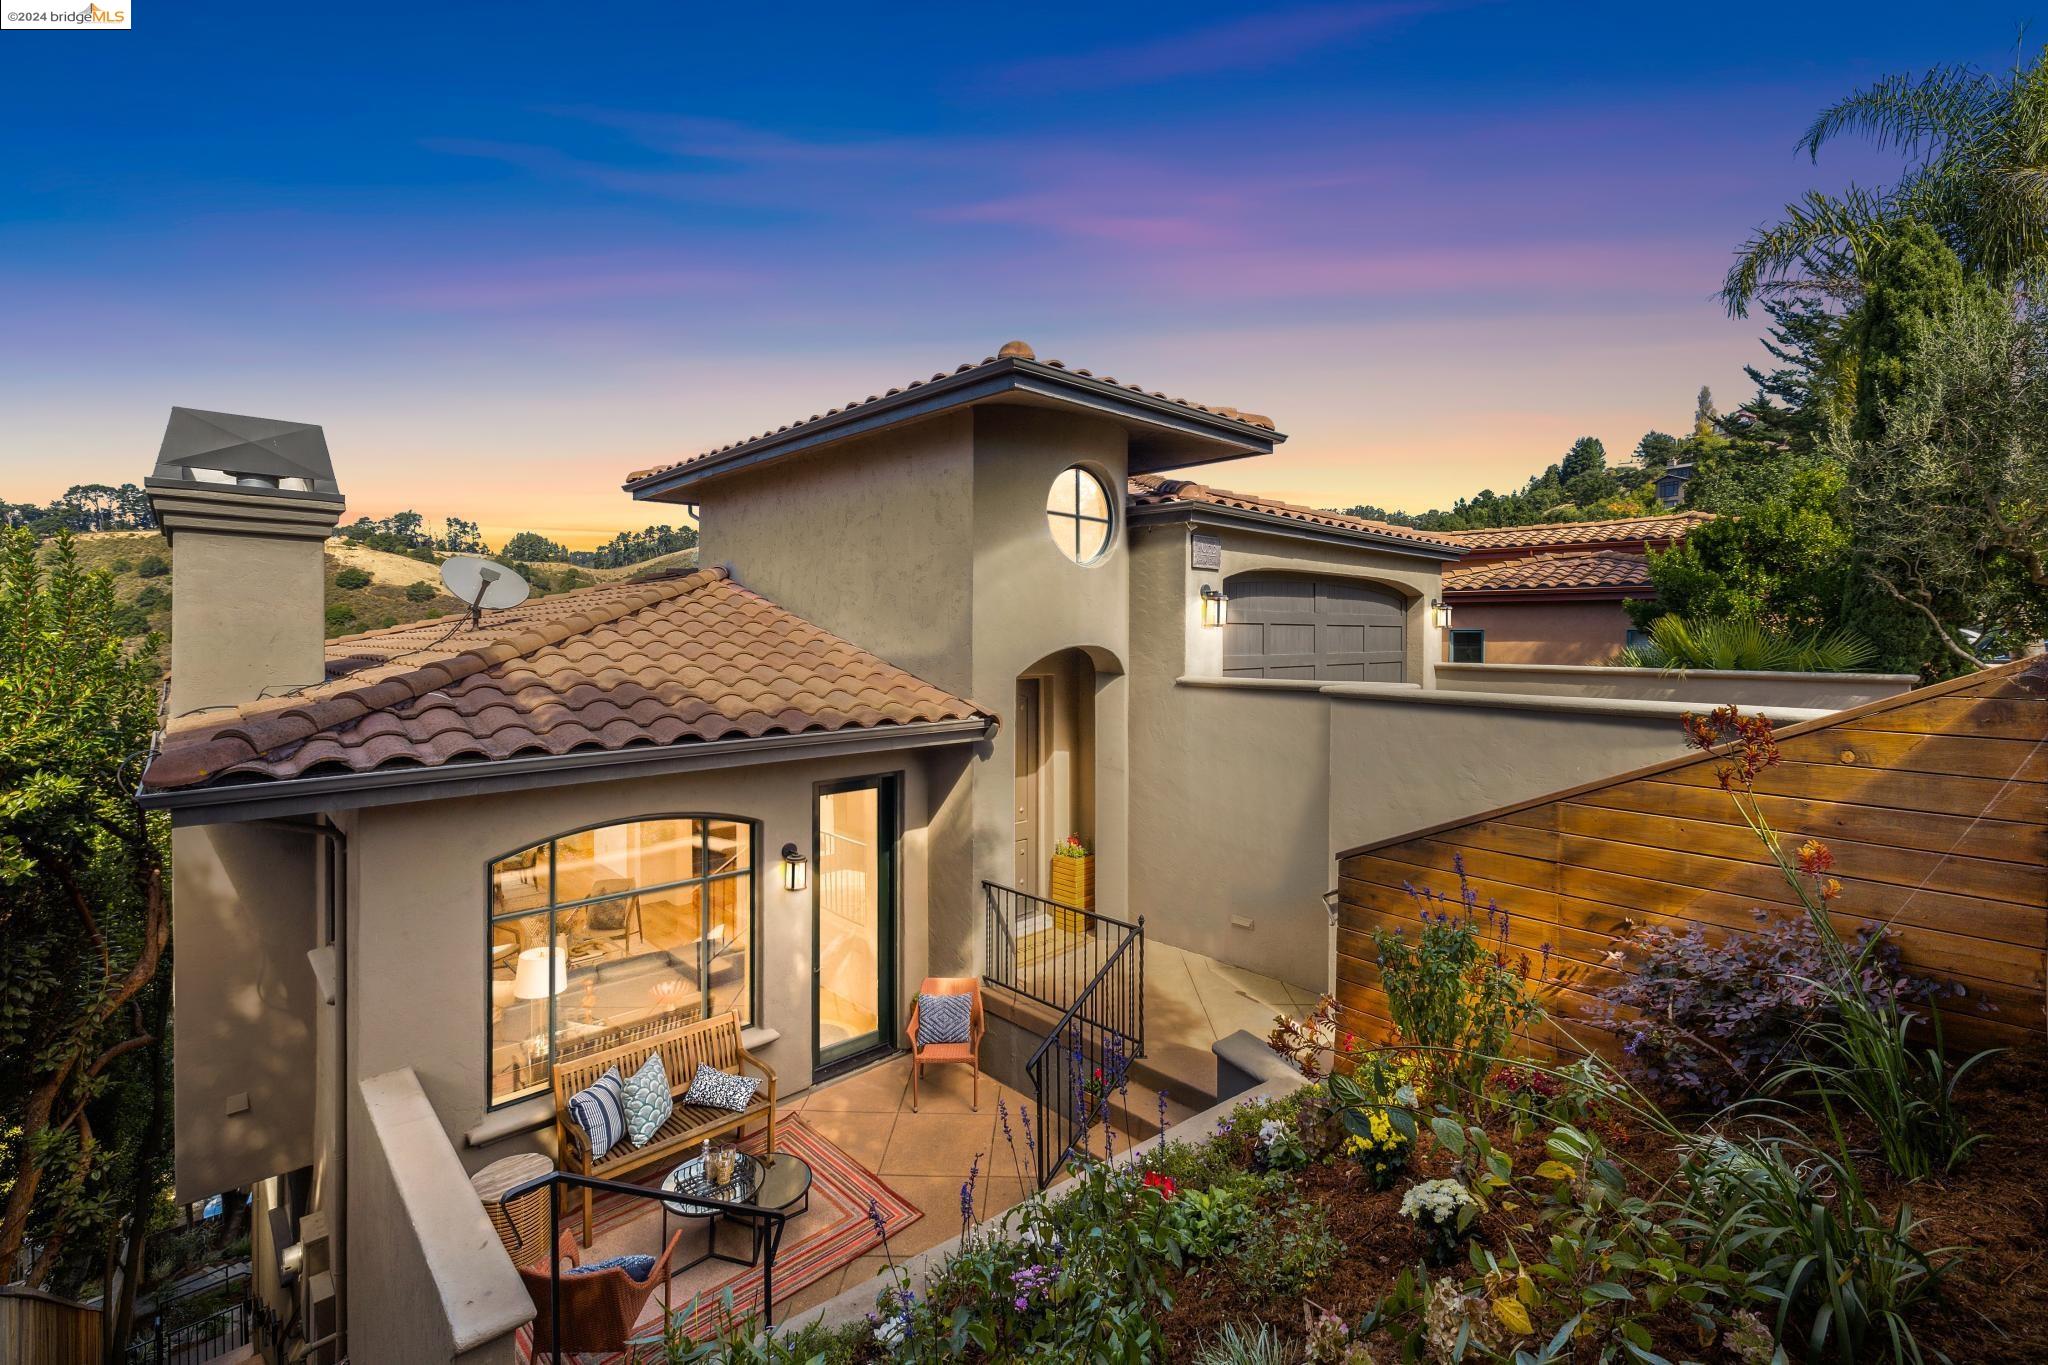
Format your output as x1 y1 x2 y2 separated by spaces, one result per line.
625 341 1278 487
1442 550 1652 594
1436 511 1711 551
1126 474 1465 550
143 568 988 793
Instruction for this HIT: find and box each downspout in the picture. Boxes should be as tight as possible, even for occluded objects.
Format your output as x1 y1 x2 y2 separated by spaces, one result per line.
266 816 348 1364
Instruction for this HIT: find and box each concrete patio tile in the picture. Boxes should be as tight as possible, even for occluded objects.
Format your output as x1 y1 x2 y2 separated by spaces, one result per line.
798 1058 909 1113
879 1111 999 1178
903 1060 1029 1116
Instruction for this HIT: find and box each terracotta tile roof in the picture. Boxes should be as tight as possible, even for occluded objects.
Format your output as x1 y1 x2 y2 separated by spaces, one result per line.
1442 550 1652 594
1125 474 1465 551
143 568 988 793
1436 510 1711 551
624 340 1279 487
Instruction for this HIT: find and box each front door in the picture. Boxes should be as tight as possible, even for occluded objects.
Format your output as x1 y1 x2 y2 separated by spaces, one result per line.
1014 678 1041 892
813 775 898 1071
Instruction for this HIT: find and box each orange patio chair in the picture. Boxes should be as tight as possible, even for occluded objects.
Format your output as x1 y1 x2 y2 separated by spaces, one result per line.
520 1227 683 1360
905 975 985 1112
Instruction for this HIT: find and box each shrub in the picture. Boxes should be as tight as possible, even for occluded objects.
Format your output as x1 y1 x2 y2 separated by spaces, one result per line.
333 566 372 589
136 553 168 577
324 603 356 633
133 584 168 610
1377 857 1545 1109
109 556 133 573
1597 909 1929 1106
1678 1134 1956 1365
1235 1197 1342 1299
404 580 435 602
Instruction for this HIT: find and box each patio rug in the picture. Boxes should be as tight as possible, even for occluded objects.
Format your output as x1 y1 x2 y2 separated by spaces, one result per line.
519 1116 920 1361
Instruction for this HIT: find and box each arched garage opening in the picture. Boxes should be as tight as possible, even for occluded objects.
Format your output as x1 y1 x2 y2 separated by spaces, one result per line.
1222 571 1408 681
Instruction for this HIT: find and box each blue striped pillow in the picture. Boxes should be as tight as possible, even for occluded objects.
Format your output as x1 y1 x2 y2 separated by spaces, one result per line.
568 1067 626 1161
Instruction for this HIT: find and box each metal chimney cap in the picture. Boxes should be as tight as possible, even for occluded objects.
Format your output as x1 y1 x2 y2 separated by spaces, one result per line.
147 406 342 500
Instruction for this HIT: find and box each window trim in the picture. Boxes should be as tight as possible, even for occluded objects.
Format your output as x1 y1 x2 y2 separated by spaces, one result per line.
1045 464 1116 566
1448 628 1486 664
483 813 762 1111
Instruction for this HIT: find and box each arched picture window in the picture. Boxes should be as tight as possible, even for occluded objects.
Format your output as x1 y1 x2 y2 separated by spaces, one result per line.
486 817 756 1107
1045 465 1115 564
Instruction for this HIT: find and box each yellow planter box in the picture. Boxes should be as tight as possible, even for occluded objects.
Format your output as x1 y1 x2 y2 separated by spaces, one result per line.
1049 854 1094 933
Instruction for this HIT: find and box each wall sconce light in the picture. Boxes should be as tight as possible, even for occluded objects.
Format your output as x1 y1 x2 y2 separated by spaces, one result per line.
780 842 808 893
1200 584 1228 628
1429 598 1453 630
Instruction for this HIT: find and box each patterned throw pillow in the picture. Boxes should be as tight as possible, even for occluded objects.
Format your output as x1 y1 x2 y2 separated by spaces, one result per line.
567 1253 656 1282
620 1052 673 1147
567 1067 626 1161
918 992 973 1045
682 1063 761 1112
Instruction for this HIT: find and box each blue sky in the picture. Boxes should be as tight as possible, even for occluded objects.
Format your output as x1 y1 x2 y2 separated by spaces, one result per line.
0 3 2035 545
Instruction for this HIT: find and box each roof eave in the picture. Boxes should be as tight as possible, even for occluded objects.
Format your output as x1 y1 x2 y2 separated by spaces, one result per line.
1128 502 1467 562
624 358 1284 502
1443 585 1653 603
139 716 995 826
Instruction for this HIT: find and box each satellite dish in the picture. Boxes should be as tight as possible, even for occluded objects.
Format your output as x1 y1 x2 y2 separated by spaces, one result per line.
440 555 530 626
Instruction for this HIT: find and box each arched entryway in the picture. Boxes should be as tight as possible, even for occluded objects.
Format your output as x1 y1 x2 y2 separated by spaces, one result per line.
1012 648 1102 899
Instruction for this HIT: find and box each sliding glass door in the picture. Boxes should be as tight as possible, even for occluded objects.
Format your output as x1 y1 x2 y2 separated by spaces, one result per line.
813 775 898 1071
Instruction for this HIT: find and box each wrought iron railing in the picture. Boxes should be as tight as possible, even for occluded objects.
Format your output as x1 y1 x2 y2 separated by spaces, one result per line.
503 1167 793 1361
125 1267 253 1365
981 881 1144 1187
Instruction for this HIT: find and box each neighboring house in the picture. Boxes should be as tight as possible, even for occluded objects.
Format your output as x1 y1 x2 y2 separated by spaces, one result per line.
1654 459 1694 507
132 355 1893 1363
1436 511 1710 665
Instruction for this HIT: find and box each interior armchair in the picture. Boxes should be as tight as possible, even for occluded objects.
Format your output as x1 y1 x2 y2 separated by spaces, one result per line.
905 975 985 1112
573 878 644 958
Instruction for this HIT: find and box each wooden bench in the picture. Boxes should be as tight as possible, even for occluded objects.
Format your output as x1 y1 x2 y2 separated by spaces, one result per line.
552 1010 777 1246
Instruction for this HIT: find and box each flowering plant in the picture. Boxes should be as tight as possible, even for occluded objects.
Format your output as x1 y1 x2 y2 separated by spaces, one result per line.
1052 833 1090 859
1257 1115 1308 1171
1399 1178 1478 1265
1140 1170 1177 1201
1340 1105 1411 1190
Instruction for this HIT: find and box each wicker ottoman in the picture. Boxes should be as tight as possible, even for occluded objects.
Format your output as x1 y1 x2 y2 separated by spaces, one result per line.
471 1151 553 1264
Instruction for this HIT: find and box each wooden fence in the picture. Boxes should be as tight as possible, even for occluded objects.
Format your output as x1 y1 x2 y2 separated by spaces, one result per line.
0 1285 103 1364
1335 655 2047 1056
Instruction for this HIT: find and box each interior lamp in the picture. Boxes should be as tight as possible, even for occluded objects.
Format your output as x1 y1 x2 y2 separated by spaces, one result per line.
1430 598 1453 631
1200 584 1228 628
780 842 809 893
512 940 567 1001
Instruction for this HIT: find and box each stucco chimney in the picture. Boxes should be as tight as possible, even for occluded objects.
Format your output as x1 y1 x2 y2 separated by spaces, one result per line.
145 407 345 718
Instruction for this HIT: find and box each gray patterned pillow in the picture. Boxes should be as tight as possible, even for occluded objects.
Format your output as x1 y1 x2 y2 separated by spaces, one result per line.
918 992 973 1045
620 1052 673 1146
683 1063 760 1112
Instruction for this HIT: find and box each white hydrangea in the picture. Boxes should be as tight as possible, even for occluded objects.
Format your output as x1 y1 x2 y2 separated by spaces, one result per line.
1258 1117 1287 1146
1399 1178 1476 1226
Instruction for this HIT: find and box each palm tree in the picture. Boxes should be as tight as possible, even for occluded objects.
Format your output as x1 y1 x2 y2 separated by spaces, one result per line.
1723 44 2048 315
1615 613 1877 673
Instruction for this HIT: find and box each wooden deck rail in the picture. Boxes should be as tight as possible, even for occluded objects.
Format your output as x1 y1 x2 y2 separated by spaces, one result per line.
1335 656 2047 1055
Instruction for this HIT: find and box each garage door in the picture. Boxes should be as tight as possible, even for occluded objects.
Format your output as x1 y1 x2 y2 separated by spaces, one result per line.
1221 573 1406 681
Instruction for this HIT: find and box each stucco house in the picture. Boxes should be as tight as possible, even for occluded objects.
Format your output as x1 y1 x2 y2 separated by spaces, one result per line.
1436 511 1711 665
134 347 1903 1363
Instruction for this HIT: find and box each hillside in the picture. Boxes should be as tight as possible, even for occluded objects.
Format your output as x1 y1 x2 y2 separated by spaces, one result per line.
61 532 469 661
61 533 698 670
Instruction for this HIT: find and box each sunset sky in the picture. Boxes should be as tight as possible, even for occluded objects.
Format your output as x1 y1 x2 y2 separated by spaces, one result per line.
0 4 2032 548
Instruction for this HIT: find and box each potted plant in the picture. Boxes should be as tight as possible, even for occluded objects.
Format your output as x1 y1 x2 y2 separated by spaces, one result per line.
1049 833 1093 932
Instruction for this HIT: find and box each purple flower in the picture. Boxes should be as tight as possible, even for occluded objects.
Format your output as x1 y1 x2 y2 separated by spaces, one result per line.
960 1151 982 1236
997 1093 1013 1145
1157 1089 1171 1144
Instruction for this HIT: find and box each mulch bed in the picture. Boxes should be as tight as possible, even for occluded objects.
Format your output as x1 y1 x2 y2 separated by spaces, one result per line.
1158 1048 2048 1362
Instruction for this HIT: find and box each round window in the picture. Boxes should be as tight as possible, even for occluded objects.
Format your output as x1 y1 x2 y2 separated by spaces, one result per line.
1045 466 1114 564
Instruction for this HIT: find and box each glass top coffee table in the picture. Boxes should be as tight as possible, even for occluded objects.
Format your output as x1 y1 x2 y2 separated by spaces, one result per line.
661 1152 764 1270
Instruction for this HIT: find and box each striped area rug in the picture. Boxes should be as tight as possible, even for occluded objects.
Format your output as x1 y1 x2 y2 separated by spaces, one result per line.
519 1117 920 1361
